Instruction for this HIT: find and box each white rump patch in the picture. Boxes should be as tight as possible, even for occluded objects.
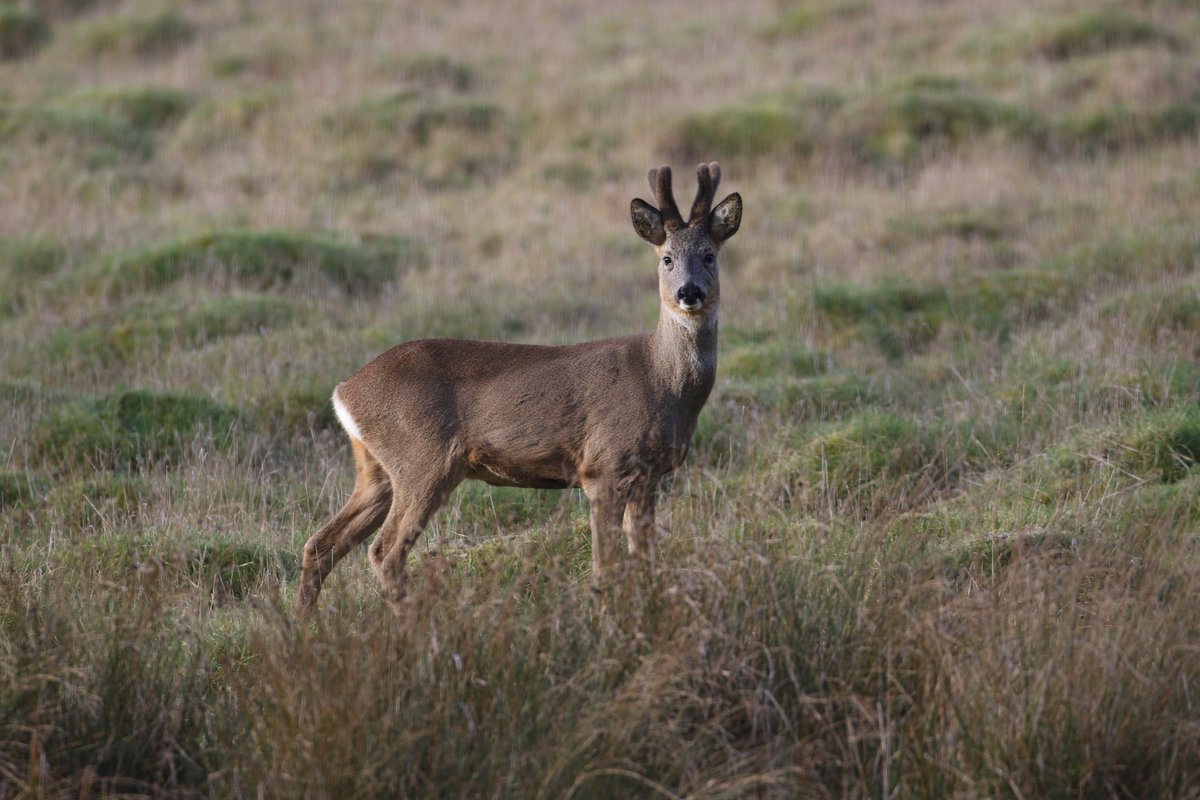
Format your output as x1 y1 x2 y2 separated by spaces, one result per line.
332 387 363 441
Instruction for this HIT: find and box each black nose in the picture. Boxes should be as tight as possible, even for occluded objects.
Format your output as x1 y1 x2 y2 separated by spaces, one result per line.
677 284 705 307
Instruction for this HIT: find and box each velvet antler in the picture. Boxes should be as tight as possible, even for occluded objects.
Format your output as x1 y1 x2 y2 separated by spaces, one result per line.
647 165 685 231
688 162 721 228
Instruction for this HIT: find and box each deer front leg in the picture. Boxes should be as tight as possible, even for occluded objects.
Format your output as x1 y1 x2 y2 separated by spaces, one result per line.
623 479 658 564
583 479 625 584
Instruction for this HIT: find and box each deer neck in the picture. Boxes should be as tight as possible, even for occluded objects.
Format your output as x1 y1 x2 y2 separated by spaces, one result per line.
650 303 718 402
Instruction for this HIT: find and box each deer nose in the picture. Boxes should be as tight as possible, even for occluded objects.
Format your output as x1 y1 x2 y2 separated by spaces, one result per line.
677 284 706 310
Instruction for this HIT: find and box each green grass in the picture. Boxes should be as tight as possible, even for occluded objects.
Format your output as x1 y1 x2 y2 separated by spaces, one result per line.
77 10 195 60
51 85 192 131
326 91 518 186
31 388 243 473
1054 101 1200 154
44 293 297 366
1032 11 1179 61
0 3 49 60
75 230 426 299
844 78 1046 165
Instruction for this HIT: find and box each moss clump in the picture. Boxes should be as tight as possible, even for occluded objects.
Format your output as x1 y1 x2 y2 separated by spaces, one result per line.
1033 11 1177 61
12 104 154 164
845 80 1045 164
0 237 68 314
253 383 338 436
391 53 474 92
721 341 826 382
0 236 67 277
815 280 950 359
33 389 242 472
670 105 805 161
666 91 843 163
1054 103 1200 154
185 536 300 601
78 10 194 60
11 86 193 166
759 1 870 39
175 89 284 150
327 92 518 187
0 4 49 60
793 411 955 512
53 86 193 131
45 293 297 365
78 230 426 299
1108 409 1200 484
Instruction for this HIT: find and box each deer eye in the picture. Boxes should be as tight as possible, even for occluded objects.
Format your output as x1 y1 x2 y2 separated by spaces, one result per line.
704 252 716 265
662 255 673 268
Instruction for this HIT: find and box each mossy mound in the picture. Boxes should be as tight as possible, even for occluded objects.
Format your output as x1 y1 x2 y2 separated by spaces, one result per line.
815 280 951 359
388 53 475 92
49 86 193 131
33 389 243 472
0 237 68 314
759 1 870 39
253 382 339 436
77 10 194 60
7 85 193 166
0 4 49 60
665 91 843 163
46 293 297 365
666 80 1042 167
1102 408 1200 484
764 411 960 514
327 91 519 187
1054 103 1200 154
843 79 1045 165
78 230 426 299
1032 11 1178 61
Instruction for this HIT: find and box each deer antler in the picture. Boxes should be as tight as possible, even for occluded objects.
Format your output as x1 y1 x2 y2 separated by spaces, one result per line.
688 162 721 227
648 165 685 231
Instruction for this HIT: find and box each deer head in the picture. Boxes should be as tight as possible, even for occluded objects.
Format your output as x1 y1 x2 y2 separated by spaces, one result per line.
630 162 742 322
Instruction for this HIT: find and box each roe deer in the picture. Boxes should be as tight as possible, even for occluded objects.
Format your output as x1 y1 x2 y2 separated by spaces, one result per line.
296 162 742 614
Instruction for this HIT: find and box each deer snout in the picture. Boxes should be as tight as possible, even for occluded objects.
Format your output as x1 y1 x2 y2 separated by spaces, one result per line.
676 284 706 311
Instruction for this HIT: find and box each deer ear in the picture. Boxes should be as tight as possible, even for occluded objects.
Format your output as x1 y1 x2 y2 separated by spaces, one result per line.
709 192 741 245
631 198 666 246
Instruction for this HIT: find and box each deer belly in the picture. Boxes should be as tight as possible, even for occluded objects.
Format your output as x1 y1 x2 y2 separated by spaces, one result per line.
464 447 577 490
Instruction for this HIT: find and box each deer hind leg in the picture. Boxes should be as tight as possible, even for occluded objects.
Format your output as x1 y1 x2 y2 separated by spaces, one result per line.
623 479 658 564
297 438 393 615
368 468 461 615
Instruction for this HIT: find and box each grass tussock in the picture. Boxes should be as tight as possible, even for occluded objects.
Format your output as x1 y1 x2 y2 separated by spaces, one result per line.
326 91 519 187
31 388 242 473
1032 11 1180 61
76 9 194 60
45 293 297 366
76 230 425 299
0 3 49 60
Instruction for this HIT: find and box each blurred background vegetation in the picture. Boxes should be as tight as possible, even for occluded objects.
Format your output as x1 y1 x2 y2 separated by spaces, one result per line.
2 0 1200 796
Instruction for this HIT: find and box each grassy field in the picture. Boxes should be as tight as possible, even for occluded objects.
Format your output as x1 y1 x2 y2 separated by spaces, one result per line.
3 0 1200 796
